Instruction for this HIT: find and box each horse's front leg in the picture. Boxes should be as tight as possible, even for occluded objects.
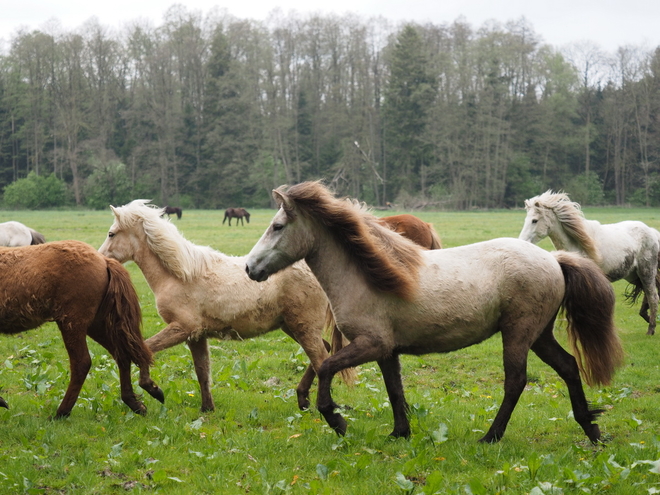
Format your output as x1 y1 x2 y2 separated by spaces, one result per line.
0 396 8 409
139 322 192 398
187 337 215 412
316 335 388 436
378 354 411 438
56 327 92 417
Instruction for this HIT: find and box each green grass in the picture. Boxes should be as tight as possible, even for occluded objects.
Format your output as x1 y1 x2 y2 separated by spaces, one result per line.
1 207 660 494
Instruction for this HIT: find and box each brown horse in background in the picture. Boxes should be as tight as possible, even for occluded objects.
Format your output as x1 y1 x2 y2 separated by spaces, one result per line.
163 206 183 219
0 240 164 416
223 207 250 226
378 214 442 249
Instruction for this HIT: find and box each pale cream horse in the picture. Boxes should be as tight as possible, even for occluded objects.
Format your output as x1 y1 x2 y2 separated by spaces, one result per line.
519 191 660 335
246 181 623 443
99 200 351 413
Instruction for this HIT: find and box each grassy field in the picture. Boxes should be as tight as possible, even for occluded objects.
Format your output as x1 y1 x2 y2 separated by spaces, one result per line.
1 206 660 494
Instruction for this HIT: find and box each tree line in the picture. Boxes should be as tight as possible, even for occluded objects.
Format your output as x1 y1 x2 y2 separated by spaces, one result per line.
1 6 660 209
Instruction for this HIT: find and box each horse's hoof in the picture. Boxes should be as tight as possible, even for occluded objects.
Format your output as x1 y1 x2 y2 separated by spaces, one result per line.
149 387 165 404
132 405 148 416
389 428 411 439
0 397 8 409
328 414 347 436
200 405 215 413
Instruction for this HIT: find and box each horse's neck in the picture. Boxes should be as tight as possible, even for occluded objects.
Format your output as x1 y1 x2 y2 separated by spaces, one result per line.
304 229 368 314
132 242 176 292
547 217 597 255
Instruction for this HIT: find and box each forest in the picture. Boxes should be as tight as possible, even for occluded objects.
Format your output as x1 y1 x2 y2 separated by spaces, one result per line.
1 6 660 209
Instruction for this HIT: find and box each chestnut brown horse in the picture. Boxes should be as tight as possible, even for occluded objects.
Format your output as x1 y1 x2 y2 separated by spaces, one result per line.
223 207 250 226
377 214 442 249
0 240 164 416
246 181 623 443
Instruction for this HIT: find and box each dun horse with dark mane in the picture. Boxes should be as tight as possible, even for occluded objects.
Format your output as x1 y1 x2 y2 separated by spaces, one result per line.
246 181 623 443
0 241 163 416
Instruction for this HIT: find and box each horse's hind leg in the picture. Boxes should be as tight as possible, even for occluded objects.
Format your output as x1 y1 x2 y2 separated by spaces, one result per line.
531 328 602 443
188 337 215 412
0 396 8 409
87 323 149 414
56 328 93 417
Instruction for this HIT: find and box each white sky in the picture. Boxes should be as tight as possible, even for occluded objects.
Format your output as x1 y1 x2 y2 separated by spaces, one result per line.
2 0 660 54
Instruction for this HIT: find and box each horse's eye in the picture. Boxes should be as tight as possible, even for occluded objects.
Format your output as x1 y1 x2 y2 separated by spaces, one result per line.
272 223 284 232
108 232 115 238
531 219 538 224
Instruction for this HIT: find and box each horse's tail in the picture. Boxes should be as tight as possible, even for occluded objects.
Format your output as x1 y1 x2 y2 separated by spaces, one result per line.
427 223 442 249
177 209 182 219
99 257 153 369
222 213 227 224
325 305 357 385
554 251 624 387
29 229 46 245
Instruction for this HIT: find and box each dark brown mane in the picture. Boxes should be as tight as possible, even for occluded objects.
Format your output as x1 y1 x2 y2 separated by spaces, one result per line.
279 182 423 300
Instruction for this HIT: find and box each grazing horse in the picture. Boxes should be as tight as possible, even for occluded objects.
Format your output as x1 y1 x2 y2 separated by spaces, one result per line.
519 190 660 335
378 214 442 249
246 181 623 443
99 200 353 413
223 207 250 226
0 240 163 416
0 220 46 246
163 206 182 219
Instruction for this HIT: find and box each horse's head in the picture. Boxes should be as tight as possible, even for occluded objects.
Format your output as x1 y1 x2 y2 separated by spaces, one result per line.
99 201 151 263
519 196 553 244
245 189 311 282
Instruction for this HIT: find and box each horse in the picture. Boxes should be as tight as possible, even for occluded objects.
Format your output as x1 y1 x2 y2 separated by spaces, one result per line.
0 240 163 416
163 206 182 219
245 181 623 443
223 207 250 226
0 220 46 246
99 200 353 413
519 190 660 336
377 214 442 249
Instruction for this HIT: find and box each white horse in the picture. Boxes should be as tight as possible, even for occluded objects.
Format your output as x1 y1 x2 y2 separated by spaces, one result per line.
245 181 623 443
98 200 352 413
0 221 46 246
519 191 660 335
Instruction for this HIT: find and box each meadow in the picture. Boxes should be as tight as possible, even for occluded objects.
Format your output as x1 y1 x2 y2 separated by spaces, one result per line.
1 205 660 494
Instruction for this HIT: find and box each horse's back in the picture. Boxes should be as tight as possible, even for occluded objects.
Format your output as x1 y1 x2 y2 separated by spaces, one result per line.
391 238 565 353
0 241 109 331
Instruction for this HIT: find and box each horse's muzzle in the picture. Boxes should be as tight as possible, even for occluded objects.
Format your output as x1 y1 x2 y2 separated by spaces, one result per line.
245 264 269 282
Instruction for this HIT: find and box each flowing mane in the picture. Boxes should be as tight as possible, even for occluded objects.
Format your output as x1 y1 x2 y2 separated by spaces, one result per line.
278 182 424 300
112 200 220 282
525 191 601 262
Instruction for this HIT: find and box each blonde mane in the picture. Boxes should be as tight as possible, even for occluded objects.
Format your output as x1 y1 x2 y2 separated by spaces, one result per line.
279 182 424 300
525 191 601 261
112 200 220 282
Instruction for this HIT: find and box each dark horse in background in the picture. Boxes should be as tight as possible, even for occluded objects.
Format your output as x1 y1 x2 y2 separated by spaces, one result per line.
223 207 250 226
163 206 182 219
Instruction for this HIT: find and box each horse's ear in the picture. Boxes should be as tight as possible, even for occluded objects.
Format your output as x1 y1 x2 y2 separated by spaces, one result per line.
272 189 295 217
110 205 119 217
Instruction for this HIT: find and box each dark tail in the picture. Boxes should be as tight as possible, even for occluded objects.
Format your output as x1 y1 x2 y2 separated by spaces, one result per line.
554 251 624 387
29 229 46 245
99 258 153 369
325 306 356 385
427 224 442 249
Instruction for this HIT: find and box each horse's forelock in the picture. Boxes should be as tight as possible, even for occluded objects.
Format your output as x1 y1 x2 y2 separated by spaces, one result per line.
284 182 423 300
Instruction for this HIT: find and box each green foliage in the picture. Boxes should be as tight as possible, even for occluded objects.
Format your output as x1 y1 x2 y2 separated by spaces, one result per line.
0 208 659 493
83 160 133 210
565 171 605 205
2 172 67 209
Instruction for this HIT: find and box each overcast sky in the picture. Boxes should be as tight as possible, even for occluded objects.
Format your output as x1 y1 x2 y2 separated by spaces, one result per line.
2 0 660 53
